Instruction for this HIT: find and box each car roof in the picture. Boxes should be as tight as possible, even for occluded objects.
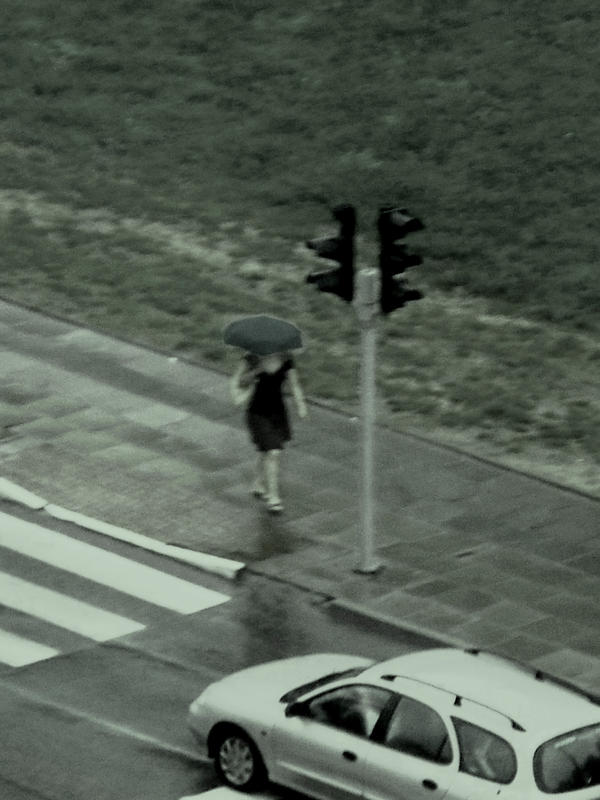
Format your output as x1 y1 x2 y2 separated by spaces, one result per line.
362 648 600 736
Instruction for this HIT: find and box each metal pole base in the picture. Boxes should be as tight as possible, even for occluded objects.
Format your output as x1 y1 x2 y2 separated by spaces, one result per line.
354 558 383 575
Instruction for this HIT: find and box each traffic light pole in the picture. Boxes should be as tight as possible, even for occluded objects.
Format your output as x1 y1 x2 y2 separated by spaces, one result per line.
354 268 382 574
306 205 424 574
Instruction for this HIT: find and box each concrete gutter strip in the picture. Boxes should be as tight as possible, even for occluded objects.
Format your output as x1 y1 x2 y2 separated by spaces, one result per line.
0 477 245 580
328 598 467 650
44 505 246 580
0 477 47 510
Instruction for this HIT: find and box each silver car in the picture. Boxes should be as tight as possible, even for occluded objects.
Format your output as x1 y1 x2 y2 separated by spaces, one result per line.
188 647 600 799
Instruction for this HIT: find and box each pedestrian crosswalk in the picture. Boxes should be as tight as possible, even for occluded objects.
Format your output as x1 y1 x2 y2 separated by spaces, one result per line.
179 789 275 800
0 511 230 668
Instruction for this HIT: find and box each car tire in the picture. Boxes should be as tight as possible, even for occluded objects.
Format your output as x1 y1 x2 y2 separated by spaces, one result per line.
214 727 267 792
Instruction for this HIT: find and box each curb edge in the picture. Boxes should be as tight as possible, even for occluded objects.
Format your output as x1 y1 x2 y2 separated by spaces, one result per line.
0 477 245 581
327 597 473 650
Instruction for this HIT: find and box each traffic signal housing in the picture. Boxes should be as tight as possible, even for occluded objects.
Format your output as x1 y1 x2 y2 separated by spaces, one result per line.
306 204 356 303
377 206 424 314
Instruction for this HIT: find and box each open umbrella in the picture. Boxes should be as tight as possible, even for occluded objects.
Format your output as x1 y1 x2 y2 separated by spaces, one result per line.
223 315 303 356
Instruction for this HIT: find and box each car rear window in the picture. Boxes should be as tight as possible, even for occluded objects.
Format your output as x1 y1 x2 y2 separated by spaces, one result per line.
534 724 600 793
452 718 517 784
280 667 366 703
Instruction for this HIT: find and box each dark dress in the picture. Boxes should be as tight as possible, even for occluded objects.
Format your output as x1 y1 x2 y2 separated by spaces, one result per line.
246 356 294 452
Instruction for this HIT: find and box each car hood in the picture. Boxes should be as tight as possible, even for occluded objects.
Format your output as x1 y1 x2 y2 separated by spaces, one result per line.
207 653 373 702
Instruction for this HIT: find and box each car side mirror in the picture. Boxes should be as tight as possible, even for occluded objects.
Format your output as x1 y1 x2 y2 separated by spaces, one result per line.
285 700 308 718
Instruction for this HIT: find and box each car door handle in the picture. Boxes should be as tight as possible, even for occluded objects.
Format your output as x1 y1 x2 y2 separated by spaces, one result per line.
422 779 438 791
342 750 357 762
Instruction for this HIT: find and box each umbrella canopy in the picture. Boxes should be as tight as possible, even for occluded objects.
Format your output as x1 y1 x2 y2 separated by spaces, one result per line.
223 315 303 356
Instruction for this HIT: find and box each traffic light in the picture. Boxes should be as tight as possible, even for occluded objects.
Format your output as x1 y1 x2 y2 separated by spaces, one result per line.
377 206 424 314
306 204 356 302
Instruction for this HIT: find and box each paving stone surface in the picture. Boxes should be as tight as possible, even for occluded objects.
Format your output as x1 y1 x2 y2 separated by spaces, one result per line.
0 298 599 690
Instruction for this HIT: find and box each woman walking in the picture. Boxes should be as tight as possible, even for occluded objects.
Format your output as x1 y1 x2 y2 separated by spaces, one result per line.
230 352 307 513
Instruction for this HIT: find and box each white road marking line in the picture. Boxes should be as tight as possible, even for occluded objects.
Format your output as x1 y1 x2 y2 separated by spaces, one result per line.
0 571 145 641
179 791 276 800
4 679 202 761
0 627 60 667
0 511 230 613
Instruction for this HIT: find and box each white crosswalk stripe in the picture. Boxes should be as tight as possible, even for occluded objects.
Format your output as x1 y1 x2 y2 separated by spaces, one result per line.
0 512 230 668
0 628 59 667
0 571 146 641
0 511 229 613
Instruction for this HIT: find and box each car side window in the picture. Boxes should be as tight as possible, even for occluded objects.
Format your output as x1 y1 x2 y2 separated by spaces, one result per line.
382 696 452 764
452 718 517 784
307 685 393 738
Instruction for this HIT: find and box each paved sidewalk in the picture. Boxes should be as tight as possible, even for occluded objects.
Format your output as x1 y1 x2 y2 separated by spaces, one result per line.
0 299 599 689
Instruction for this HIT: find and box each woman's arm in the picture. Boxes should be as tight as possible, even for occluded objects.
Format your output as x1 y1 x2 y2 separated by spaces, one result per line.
286 368 307 418
230 361 255 406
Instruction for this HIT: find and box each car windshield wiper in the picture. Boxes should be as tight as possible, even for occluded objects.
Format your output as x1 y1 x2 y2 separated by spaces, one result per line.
280 667 366 704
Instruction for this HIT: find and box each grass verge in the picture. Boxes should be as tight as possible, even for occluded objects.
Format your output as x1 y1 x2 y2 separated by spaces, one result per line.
0 2 599 495
0 190 598 497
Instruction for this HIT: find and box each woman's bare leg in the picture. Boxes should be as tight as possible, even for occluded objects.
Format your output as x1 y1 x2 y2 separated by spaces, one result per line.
264 449 282 512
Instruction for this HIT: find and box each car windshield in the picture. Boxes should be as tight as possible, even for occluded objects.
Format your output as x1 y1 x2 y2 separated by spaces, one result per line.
534 724 600 793
280 667 367 704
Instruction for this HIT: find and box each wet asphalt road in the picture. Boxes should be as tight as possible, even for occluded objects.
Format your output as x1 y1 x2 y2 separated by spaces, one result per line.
1 505 427 800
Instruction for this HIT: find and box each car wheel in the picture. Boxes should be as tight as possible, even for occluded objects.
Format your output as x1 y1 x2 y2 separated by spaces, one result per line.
214 727 266 792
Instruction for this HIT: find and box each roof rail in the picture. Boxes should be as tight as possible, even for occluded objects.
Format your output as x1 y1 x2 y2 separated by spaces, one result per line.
465 649 600 707
380 673 525 731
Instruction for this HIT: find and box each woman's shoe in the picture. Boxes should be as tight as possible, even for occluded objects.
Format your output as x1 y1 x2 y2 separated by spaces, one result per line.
266 498 283 513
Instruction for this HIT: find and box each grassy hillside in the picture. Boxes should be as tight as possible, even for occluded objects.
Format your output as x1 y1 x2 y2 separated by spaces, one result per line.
1 0 599 491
